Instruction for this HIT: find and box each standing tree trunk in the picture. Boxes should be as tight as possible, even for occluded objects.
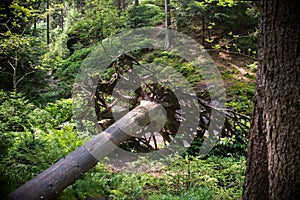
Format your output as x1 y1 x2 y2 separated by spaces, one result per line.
242 0 300 199
134 0 139 6
46 0 50 45
60 0 64 31
117 0 122 17
201 14 205 46
164 0 171 48
165 0 171 28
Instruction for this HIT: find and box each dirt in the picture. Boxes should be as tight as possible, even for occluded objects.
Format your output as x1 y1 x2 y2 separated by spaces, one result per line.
206 50 257 90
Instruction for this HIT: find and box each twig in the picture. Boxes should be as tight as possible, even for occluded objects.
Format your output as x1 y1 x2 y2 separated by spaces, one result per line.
16 71 36 87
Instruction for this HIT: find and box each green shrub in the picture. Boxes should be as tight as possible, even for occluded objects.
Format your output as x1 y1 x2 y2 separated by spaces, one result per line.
127 4 165 28
0 97 82 196
59 155 246 200
0 91 34 160
46 48 91 100
66 0 126 54
148 187 215 200
226 82 255 115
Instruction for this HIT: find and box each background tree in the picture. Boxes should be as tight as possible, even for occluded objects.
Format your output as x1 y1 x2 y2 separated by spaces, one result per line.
164 0 171 48
242 0 300 199
134 0 139 6
165 0 171 28
0 0 45 94
46 0 50 44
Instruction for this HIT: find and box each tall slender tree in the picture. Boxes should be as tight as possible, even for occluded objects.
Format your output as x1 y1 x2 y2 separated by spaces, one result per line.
134 0 139 6
165 0 171 28
242 0 300 199
164 0 171 48
46 0 50 44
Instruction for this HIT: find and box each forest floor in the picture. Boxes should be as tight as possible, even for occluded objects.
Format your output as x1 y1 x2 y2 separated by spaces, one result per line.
207 49 257 116
209 50 256 94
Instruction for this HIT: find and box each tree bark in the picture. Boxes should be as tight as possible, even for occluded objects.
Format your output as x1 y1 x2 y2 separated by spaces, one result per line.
134 0 139 6
60 0 64 31
242 0 300 199
6 101 160 200
165 0 171 28
46 0 50 45
164 0 171 48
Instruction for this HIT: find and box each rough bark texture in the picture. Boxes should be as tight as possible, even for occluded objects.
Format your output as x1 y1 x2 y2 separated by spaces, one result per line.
242 106 269 199
6 101 160 200
243 0 300 199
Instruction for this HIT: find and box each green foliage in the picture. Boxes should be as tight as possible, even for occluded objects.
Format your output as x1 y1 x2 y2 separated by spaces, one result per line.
0 0 39 34
0 91 34 160
213 130 249 157
29 98 73 130
148 187 215 200
174 0 258 56
127 3 165 28
210 74 255 157
0 97 82 196
162 155 245 199
146 50 202 87
0 29 46 91
214 31 258 58
0 0 47 98
40 6 80 72
0 124 82 195
226 82 255 115
59 155 245 199
59 162 152 199
66 0 126 53
209 2 258 33
209 2 259 56
0 91 35 194
0 91 34 132
46 48 92 100
246 61 258 72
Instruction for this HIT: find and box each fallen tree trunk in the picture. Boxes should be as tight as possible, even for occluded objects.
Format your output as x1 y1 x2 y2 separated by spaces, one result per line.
6 101 160 200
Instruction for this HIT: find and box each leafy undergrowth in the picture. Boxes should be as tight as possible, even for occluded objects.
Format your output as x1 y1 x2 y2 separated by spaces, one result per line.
60 156 246 200
208 50 256 157
210 51 257 116
0 0 259 199
0 49 255 199
0 59 254 199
